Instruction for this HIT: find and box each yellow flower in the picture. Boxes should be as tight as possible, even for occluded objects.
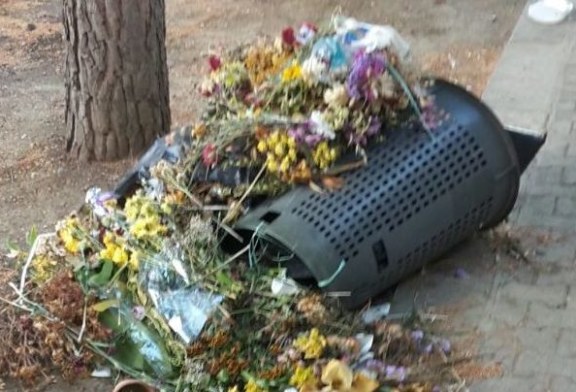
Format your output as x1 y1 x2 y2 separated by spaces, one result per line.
112 246 129 265
60 229 79 254
257 140 268 153
244 379 267 392
129 251 141 270
312 141 338 170
228 387 239 392
290 365 316 388
293 328 326 359
258 131 298 175
99 232 129 267
301 360 379 392
281 62 303 83
124 193 168 241
244 43 291 86
160 192 183 215
31 255 57 283
57 217 84 254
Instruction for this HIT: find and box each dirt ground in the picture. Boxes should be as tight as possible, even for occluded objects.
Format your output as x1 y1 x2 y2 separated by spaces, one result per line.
0 0 525 390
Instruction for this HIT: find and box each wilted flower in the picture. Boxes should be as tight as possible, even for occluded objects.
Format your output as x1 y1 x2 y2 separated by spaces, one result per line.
132 305 145 320
57 216 84 255
438 339 451 354
281 62 303 83
199 78 219 97
302 56 329 82
282 27 296 47
293 328 327 359
310 111 336 139
208 55 222 71
99 232 129 266
312 141 338 170
384 365 407 382
411 330 424 341
347 117 381 146
300 360 378 392
346 50 387 101
31 255 57 283
202 144 219 167
257 131 298 174
244 379 267 392
289 365 316 388
324 83 349 108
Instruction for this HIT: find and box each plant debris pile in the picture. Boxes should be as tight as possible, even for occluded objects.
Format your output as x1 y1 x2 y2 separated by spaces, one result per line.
1 16 470 392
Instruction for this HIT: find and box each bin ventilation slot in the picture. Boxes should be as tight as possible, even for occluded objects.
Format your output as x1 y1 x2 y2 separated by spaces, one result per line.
372 239 389 271
260 211 281 224
291 122 486 262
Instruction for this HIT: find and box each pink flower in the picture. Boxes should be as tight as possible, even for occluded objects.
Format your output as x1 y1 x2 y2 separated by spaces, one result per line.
208 55 222 71
202 144 218 167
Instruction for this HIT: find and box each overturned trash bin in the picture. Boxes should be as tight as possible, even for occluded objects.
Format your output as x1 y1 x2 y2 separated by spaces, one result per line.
227 79 545 309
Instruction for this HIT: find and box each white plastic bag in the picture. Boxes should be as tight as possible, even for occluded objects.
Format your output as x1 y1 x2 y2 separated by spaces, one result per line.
333 17 411 60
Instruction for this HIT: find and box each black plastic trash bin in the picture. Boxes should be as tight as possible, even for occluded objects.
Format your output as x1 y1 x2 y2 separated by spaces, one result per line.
227 79 545 308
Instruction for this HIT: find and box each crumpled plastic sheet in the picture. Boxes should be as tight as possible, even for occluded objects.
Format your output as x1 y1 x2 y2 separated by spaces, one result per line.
303 17 412 81
333 16 411 59
138 244 223 344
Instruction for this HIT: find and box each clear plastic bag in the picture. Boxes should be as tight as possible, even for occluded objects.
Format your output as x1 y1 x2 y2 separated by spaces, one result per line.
333 16 411 60
138 244 223 344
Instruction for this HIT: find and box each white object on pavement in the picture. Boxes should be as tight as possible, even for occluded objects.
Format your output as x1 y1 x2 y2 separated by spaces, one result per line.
527 0 574 24
361 302 391 324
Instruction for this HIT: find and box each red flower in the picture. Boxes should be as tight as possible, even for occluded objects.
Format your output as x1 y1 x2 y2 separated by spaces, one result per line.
202 144 218 167
282 27 296 47
208 55 222 71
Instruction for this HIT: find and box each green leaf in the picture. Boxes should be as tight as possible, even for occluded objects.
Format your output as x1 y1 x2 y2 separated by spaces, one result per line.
100 308 175 378
88 261 115 287
216 369 229 383
92 299 120 313
215 271 234 289
26 225 38 247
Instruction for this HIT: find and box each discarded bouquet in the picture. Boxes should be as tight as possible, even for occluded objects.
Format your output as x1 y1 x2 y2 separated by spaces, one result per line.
3 16 462 392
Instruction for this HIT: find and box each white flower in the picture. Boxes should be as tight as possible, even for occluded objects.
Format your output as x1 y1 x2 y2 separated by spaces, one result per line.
302 56 328 82
310 111 336 140
323 83 349 107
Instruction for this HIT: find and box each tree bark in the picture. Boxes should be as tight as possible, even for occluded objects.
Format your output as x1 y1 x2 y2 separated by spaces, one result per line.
63 0 170 161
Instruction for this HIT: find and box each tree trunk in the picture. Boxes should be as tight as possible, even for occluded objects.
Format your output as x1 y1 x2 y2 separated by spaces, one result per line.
63 0 170 161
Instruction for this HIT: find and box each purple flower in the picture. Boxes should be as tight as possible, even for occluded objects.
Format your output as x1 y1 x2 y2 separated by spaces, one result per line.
363 359 386 374
304 134 323 146
288 123 324 147
385 365 407 382
438 339 451 354
132 306 145 320
410 330 424 341
419 98 442 130
346 50 387 102
346 117 382 147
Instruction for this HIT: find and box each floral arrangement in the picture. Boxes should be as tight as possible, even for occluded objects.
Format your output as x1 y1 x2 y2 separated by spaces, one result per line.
1 16 464 392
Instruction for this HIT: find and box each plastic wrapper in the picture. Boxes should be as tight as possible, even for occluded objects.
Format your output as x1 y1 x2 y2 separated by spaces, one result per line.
333 17 411 60
138 244 223 344
100 305 174 379
302 18 411 82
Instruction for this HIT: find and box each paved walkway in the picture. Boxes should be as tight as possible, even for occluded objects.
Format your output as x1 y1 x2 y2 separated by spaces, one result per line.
391 5 576 392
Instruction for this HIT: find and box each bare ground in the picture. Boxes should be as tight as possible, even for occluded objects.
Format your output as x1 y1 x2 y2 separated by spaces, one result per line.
0 0 524 390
